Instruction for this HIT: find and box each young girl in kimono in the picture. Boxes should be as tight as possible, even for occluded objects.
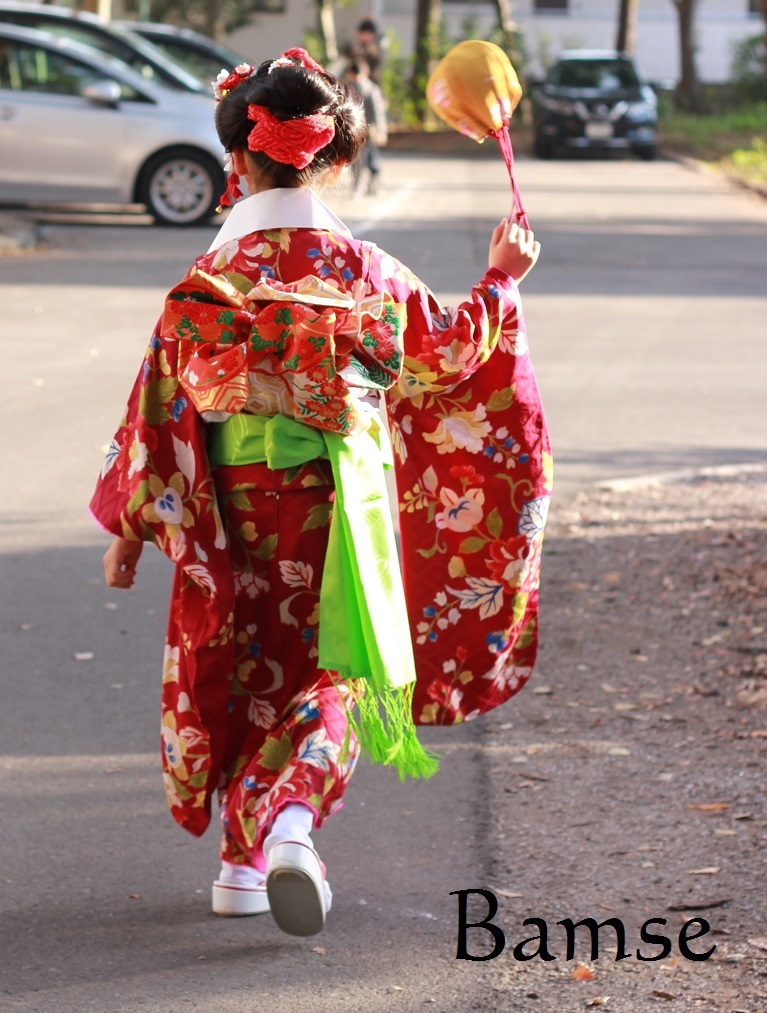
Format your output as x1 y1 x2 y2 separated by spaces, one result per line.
92 49 547 939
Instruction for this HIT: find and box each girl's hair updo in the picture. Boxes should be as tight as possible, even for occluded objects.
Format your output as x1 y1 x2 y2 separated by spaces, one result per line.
215 55 367 188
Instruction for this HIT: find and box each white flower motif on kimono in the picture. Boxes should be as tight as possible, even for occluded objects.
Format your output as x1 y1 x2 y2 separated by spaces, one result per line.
168 529 186 562
234 570 270 599
163 644 180 683
296 729 339 771
128 433 149 479
162 725 183 769
423 405 492 455
447 687 464 713
100 439 120 478
518 496 551 542
184 563 217 594
435 486 485 532
248 697 278 729
432 338 475 375
154 487 184 525
279 560 314 590
499 327 529 356
447 577 504 620
484 660 532 694
212 239 240 271
163 772 183 808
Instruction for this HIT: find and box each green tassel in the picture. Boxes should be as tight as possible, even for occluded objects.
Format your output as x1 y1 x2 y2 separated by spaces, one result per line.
348 682 440 781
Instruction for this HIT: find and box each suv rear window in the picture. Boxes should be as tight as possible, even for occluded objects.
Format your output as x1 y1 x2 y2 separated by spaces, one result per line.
551 58 639 90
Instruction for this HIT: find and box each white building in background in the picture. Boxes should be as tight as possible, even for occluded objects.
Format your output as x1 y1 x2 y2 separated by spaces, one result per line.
227 0 762 84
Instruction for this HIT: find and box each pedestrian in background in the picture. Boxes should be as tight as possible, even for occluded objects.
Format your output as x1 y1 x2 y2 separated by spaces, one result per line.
342 17 384 84
91 47 547 941
346 59 387 195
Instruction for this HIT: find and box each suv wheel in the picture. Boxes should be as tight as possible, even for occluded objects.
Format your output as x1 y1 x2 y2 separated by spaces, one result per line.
139 148 224 226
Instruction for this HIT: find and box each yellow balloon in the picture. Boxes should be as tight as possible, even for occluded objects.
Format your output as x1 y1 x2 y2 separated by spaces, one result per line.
426 40 523 142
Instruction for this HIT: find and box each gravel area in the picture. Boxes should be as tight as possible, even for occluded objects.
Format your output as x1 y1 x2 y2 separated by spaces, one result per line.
477 468 767 1010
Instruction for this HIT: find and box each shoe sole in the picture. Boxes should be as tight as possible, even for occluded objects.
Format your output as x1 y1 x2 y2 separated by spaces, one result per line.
266 842 325 936
212 881 270 917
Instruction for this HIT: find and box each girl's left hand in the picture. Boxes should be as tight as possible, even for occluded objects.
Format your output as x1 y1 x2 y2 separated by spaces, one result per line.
488 218 541 283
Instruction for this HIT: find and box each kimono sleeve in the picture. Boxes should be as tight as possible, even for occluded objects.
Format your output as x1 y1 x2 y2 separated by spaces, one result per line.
89 320 230 601
366 246 521 396
376 250 553 728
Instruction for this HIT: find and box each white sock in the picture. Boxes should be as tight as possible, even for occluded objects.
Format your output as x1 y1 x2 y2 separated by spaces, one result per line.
218 860 265 887
264 802 315 855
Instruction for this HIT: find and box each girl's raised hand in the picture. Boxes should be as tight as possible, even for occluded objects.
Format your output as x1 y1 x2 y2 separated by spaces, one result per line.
103 536 143 589
488 218 540 283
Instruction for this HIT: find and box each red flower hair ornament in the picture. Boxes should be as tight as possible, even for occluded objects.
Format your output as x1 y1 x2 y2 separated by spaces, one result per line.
246 104 335 170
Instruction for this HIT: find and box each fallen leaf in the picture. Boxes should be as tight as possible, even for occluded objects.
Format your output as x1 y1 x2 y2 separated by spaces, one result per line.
661 956 678 971
493 888 523 899
74 652 94 661
311 946 326 956
668 898 732 912
608 747 631 756
128 893 141 900
586 999 610 1007
652 991 676 1001
533 686 553 695
572 964 596 981
748 937 767 951
688 867 720 875
750 730 767 739
733 812 754 820
685 802 729 811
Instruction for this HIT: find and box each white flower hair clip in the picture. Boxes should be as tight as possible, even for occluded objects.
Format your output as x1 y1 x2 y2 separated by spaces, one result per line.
212 63 257 101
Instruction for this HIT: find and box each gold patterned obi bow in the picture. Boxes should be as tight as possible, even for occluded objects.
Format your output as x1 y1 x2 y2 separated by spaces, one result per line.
161 270 407 437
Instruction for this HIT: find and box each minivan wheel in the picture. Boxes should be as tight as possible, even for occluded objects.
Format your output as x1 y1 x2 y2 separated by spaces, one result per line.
139 148 224 226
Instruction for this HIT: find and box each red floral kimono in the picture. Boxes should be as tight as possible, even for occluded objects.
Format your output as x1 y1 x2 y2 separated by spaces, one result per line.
90 189 551 863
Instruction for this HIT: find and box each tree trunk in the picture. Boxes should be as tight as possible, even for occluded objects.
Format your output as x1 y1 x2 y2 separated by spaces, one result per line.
761 0 767 76
204 0 220 40
490 0 516 35
615 0 639 54
673 0 703 113
412 0 442 123
317 0 338 63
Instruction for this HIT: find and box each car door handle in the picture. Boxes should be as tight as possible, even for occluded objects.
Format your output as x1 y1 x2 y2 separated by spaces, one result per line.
0 105 18 121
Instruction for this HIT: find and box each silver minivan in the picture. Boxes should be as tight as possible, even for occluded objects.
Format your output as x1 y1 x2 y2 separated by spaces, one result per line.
0 23 225 224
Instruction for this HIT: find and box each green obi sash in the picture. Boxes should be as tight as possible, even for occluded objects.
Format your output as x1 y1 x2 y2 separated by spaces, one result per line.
208 411 438 780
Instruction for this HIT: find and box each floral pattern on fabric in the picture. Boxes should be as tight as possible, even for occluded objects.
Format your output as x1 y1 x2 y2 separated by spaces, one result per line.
91 224 551 843
161 262 406 436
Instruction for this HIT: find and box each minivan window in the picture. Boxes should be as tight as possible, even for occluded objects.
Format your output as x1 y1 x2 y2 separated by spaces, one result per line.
4 40 149 101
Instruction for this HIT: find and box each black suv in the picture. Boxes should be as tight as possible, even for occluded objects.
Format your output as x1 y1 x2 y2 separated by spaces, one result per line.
532 50 657 160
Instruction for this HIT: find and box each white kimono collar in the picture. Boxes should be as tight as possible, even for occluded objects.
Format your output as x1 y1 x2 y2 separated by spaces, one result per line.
207 187 352 253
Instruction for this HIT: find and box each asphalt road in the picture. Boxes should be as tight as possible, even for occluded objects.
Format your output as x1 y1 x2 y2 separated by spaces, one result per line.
1 152 765 1012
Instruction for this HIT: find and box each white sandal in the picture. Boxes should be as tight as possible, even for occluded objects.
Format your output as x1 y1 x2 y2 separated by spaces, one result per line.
265 838 331 937
212 862 270 917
